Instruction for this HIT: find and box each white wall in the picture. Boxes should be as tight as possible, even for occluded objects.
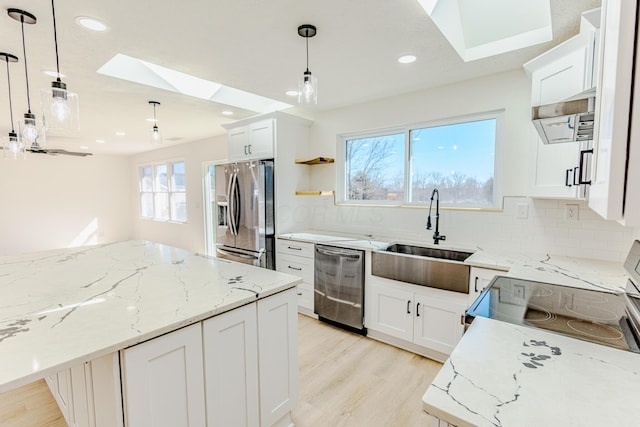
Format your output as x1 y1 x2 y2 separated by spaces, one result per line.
0 154 132 256
294 70 637 262
130 135 227 253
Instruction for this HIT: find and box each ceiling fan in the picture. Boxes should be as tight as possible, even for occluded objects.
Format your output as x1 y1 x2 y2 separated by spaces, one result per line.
27 142 93 157
1 141 93 157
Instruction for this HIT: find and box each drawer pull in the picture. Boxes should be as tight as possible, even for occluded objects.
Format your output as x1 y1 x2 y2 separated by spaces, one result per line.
287 246 302 251
287 265 302 271
297 292 303 296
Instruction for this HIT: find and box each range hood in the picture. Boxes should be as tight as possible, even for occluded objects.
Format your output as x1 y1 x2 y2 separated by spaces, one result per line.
532 90 596 144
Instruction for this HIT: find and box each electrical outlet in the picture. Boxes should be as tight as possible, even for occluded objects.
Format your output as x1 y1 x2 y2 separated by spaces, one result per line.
516 203 529 219
564 204 579 221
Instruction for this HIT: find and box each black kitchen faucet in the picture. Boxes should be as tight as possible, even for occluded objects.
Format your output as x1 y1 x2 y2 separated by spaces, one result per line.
426 188 446 245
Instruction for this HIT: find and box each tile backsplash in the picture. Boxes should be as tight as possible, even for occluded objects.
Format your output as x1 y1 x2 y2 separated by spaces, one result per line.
300 196 638 262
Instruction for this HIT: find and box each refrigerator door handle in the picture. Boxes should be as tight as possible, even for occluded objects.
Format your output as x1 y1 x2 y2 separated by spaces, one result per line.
226 171 236 235
232 172 241 235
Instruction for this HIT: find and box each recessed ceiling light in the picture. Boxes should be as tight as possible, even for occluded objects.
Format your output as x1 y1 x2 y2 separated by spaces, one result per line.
285 90 299 97
222 111 234 116
80 145 90 150
398 55 417 64
43 70 65 78
75 16 109 32
95 139 105 144
115 131 126 136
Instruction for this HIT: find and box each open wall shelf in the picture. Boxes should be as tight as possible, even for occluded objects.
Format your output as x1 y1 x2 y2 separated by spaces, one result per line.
295 157 334 165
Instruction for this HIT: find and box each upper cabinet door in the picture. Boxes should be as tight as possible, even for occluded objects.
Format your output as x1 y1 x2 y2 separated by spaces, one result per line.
227 119 274 162
589 0 637 220
228 127 250 162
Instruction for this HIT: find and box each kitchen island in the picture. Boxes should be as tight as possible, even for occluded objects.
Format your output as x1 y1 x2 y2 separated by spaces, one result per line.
0 240 301 427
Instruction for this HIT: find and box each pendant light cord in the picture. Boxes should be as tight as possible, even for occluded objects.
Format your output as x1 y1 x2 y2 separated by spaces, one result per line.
51 0 61 81
5 59 15 132
19 15 32 114
305 34 310 72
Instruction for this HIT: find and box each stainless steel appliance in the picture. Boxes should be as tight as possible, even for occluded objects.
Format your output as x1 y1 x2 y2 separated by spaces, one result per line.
314 244 365 334
466 240 640 353
215 159 275 269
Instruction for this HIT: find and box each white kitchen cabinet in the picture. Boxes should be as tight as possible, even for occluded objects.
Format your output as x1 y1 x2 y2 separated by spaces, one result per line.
257 288 299 427
367 277 466 361
120 289 297 427
227 119 275 161
468 267 504 307
46 353 124 427
589 0 639 225
276 238 315 316
203 302 259 427
524 14 599 199
121 323 206 427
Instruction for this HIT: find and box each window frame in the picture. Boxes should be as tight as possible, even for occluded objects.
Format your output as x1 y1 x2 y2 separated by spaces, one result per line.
138 159 188 223
336 110 504 209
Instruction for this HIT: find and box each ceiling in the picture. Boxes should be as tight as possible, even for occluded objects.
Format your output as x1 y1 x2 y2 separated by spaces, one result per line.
0 0 601 155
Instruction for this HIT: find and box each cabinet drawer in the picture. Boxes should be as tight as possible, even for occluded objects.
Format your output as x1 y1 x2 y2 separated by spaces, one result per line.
277 253 314 283
276 239 314 258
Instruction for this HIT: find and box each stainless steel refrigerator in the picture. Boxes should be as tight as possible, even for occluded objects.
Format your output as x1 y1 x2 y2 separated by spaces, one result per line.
215 159 275 269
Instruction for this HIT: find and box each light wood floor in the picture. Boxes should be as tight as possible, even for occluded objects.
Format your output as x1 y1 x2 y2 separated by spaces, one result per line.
0 315 442 426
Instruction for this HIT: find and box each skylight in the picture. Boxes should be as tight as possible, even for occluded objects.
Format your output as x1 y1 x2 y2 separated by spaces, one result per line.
97 54 291 113
417 0 552 62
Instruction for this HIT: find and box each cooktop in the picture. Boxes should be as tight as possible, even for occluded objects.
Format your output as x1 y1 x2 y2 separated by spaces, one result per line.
466 276 639 352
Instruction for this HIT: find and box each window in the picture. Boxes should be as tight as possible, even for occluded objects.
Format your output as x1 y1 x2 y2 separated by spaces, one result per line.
339 112 502 208
139 160 187 222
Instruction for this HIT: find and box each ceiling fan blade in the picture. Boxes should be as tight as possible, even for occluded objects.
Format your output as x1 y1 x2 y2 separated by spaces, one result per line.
26 148 93 157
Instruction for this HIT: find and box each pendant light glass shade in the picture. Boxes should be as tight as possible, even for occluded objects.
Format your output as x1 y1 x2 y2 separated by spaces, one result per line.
41 0 80 134
149 101 162 143
2 131 26 159
297 24 318 105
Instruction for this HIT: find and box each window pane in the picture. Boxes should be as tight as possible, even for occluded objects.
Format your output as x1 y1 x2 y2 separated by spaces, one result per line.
140 193 154 218
155 164 168 192
171 161 186 192
410 119 495 206
140 166 153 192
170 193 187 222
154 193 169 220
345 133 405 201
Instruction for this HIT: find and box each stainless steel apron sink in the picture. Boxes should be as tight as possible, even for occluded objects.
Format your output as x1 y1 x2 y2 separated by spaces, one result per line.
371 244 472 293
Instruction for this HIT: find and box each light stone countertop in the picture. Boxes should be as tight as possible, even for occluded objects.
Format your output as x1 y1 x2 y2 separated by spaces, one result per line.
422 317 640 427
0 240 300 393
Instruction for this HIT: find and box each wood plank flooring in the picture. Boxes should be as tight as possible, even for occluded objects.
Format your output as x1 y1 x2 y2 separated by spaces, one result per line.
0 314 442 426
292 315 442 427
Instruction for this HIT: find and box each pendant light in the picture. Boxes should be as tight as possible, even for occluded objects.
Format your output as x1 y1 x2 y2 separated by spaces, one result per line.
149 101 162 143
297 24 318 105
1 52 26 159
41 0 80 133
8 8 42 148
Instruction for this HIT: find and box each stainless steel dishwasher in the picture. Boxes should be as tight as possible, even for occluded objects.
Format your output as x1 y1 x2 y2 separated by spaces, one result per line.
314 244 365 334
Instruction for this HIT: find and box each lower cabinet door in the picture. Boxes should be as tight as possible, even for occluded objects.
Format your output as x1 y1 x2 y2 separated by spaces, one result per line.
54 369 73 425
257 289 298 427
367 281 414 342
122 323 205 427
70 363 94 427
203 302 259 427
413 293 465 355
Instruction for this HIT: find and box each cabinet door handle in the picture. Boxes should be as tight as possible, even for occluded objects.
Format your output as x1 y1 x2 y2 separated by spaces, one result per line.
287 246 302 251
407 300 411 314
565 169 572 187
248 144 252 154
287 265 302 271
297 291 303 296
573 166 580 186
474 277 479 292
578 148 593 185
416 302 421 317
244 145 248 155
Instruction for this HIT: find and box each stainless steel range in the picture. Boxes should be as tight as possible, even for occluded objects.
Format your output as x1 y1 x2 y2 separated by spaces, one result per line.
466 240 640 353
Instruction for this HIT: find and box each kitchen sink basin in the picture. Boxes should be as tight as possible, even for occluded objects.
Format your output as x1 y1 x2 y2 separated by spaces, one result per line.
371 244 473 293
383 244 473 262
